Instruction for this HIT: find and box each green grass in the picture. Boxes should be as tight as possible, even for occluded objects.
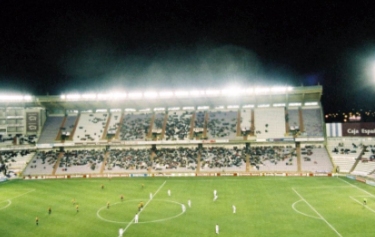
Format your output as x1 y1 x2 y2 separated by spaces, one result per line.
1 176 375 237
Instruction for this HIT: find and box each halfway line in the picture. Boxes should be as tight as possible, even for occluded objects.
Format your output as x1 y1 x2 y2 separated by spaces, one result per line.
122 180 167 234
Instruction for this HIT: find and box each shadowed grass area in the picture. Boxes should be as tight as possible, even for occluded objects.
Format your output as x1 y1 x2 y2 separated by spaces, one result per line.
1 177 375 237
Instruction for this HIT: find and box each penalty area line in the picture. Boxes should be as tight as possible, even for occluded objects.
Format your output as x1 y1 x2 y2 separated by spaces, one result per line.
292 188 343 237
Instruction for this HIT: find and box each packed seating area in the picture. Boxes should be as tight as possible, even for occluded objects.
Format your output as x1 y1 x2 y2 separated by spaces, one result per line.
120 112 151 141
56 149 105 174
248 145 296 171
105 147 151 172
153 146 199 171
206 110 237 139
201 145 246 171
165 111 193 141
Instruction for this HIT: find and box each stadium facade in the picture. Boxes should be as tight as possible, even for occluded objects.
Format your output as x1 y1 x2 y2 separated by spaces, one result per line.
1 85 374 181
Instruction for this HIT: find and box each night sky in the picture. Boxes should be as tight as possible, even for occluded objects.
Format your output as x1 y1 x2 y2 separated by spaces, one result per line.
1 0 375 115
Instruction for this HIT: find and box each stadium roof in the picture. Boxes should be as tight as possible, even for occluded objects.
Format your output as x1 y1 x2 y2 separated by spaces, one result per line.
0 86 322 111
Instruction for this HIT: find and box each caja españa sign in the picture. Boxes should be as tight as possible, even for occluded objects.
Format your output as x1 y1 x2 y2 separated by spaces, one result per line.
342 123 375 136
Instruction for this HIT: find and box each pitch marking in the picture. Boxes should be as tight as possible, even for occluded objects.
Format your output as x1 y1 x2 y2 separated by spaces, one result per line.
292 188 343 237
96 199 185 224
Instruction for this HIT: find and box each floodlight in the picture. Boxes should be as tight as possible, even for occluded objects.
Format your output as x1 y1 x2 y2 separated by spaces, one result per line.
66 94 80 100
111 92 127 100
242 104 254 108
144 91 158 99
197 106 209 110
258 104 270 108
175 91 189 97
205 90 220 96
215 105 224 109
183 106 195 110
23 95 32 101
159 91 173 98
128 92 142 99
96 109 107 112
139 108 151 112
304 102 318 106
273 103 286 107
227 105 239 109
189 90 205 97
60 95 66 100
154 107 165 111
221 87 244 97
271 87 287 93
254 87 270 94
97 93 110 100
82 94 96 99
289 102 301 106
247 88 255 94
125 108 136 112
168 107 180 111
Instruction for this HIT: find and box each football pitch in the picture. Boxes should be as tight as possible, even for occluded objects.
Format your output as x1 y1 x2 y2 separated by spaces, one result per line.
1 176 375 237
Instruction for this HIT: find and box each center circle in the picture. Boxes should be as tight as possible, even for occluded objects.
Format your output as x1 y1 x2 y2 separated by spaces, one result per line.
0 200 11 210
96 199 185 224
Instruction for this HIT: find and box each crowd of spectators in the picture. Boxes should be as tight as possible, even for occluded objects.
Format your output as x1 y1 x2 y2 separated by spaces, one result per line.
60 149 105 171
120 113 151 141
201 146 245 170
248 146 295 170
153 147 198 171
106 148 151 171
165 111 193 141
207 111 237 139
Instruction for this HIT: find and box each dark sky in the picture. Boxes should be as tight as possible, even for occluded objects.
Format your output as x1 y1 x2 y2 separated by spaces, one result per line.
1 0 375 114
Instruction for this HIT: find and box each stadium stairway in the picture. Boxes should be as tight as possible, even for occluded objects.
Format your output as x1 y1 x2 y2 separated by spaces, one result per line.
68 114 80 141
99 151 109 174
349 145 366 173
203 112 208 139
296 143 302 172
189 112 195 139
55 116 67 141
161 113 168 140
147 114 155 139
114 113 124 140
101 114 111 140
52 152 65 175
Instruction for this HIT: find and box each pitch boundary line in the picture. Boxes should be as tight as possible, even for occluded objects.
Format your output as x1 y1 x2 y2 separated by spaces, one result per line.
339 178 375 197
349 196 375 213
292 188 343 237
122 180 166 234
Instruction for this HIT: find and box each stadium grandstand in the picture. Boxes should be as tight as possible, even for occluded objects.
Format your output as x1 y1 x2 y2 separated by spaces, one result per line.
1 85 373 181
